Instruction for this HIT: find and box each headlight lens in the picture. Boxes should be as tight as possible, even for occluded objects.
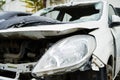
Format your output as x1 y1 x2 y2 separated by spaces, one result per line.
32 35 96 77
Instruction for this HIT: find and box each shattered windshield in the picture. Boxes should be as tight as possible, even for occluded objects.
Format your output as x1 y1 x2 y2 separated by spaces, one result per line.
33 2 103 23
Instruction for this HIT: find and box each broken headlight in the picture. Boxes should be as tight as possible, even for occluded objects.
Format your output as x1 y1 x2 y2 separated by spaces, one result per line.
32 35 96 77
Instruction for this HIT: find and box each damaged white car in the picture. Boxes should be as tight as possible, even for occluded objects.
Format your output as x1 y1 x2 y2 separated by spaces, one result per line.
0 0 119 80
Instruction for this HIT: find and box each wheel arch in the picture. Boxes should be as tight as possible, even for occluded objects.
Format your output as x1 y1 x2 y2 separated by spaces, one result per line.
107 55 114 68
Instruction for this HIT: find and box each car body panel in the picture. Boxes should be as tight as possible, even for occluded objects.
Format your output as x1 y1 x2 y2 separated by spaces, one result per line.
111 27 120 76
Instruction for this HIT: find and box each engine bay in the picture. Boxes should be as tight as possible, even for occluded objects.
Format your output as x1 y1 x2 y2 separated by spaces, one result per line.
0 38 58 63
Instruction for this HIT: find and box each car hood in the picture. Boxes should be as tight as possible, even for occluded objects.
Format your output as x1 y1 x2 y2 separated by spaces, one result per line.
0 21 99 39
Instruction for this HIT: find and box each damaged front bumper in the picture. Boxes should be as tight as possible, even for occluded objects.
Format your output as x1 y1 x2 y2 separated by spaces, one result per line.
0 54 106 80
0 62 36 80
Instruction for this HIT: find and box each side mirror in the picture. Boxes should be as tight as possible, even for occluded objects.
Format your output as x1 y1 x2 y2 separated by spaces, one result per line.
110 15 120 28
112 15 120 23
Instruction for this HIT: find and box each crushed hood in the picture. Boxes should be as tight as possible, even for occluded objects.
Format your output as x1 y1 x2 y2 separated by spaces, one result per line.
0 21 99 39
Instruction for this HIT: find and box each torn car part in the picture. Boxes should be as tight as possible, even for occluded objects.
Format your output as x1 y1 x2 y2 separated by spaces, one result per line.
0 16 62 30
92 55 105 69
0 11 31 23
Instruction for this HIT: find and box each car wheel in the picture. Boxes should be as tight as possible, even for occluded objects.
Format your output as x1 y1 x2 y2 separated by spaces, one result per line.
107 65 113 80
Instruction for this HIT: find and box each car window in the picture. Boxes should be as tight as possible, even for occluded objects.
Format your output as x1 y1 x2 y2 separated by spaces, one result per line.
69 2 102 23
39 2 102 23
72 13 99 23
108 5 116 23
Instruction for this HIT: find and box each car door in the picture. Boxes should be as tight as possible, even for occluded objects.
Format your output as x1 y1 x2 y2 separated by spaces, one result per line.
109 5 120 75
